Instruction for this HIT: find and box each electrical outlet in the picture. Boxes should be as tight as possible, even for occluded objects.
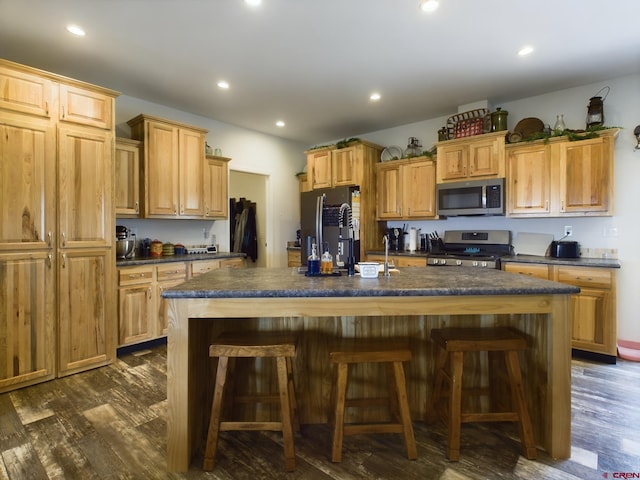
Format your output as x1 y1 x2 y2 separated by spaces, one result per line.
564 226 573 237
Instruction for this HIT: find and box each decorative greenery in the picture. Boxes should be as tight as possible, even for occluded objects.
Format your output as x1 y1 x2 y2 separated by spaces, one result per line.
523 125 620 143
307 137 361 151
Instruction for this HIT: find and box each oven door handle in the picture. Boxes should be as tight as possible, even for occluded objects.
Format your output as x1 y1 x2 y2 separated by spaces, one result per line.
481 185 487 209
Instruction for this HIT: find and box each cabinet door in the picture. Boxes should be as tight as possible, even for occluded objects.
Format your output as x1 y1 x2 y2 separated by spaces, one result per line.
115 139 141 217
58 248 115 376
146 120 179 216
118 284 154 345
157 277 187 337
376 163 402 219
179 128 205 217
506 144 551 215
333 147 358 186
308 149 332 189
403 160 436 218
59 84 113 129
0 252 55 392
468 137 501 178
559 136 612 214
58 126 113 248
204 156 229 218
0 65 52 117
0 117 55 251
437 144 467 181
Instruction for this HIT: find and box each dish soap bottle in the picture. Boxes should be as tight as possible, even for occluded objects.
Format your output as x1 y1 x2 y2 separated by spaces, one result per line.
321 242 333 274
308 242 320 275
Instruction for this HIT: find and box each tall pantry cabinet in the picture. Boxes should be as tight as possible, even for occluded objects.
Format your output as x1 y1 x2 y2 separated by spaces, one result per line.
0 59 119 392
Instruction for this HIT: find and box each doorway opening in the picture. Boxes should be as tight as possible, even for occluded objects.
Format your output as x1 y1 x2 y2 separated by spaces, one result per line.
229 170 268 268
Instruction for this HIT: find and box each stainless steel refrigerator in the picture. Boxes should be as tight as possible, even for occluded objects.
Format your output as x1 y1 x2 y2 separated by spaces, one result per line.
300 187 360 267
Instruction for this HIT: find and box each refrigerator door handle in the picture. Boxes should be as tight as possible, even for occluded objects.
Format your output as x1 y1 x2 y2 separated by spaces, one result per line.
316 194 324 248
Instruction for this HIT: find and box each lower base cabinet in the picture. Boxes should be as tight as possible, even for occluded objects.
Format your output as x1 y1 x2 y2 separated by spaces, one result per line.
118 257 244 347
503 262 616 359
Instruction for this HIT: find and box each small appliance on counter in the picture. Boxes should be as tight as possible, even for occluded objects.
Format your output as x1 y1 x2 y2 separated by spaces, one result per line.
115 225 135 259
549 240 580 259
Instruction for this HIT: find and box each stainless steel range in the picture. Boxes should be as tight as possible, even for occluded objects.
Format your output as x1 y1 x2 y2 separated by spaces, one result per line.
426 230 512 268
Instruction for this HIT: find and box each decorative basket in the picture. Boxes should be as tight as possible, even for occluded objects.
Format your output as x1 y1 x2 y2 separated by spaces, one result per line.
446 108 489 140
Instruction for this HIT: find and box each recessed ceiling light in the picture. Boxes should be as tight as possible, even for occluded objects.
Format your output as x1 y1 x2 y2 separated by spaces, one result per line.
217 80 230 89
518 45 534 56
276 120 285 128
245 0 262 6
370 92 381 101
419 0 439 13
66 24 86 36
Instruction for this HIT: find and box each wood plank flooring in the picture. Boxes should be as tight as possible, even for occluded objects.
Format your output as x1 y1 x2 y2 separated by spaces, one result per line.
1 343 640 479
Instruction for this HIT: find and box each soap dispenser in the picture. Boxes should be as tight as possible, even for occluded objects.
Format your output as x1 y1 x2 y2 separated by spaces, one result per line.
308 242 320 275
321 242 333 274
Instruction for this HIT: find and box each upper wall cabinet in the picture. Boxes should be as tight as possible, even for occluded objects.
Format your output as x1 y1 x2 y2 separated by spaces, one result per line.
127 114 209 219
304 140 382 190
435 131 506 183
59 84 114 129
204 154 230 219
0 64 53 117
506 129 617 217
115 137 142 218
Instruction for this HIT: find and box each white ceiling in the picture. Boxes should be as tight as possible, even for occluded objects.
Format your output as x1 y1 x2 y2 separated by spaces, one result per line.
1 0 639 145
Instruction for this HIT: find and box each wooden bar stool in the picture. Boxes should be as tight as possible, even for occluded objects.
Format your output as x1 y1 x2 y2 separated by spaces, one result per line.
203 332 298 472
330 338 417 463
426 327 537 461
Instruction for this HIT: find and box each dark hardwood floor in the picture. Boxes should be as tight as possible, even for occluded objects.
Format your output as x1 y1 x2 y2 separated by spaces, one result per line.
1 344 640 479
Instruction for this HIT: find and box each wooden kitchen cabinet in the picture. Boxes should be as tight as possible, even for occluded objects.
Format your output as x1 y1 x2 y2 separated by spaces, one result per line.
376 156 436 220
127 114 208 219
305 140 383 190
366 253 426 267
436 131 506 183
503 261 617 360
0 63 52 117
506 130 616 218
58 248 115 376
156 262 187 337
0 59 118 389
118 265 155 346
58 83 114 129
204 154 230 219
115 137 141 217
0 252 55 393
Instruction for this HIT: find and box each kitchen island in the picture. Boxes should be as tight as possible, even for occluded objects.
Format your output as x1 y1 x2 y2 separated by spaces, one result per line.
164 266 579 471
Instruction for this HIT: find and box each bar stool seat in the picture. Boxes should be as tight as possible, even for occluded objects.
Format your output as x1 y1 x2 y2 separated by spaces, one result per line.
426 327 537 461
203 332 298 472
330 338 417 463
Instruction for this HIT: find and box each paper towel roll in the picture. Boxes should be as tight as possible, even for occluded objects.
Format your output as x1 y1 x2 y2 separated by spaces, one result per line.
409 228 417 252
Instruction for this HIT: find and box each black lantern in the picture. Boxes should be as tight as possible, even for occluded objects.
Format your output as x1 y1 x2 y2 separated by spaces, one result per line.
586 86 610 128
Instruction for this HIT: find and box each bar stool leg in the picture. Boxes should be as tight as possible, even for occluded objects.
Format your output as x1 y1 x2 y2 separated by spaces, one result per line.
203 356 229 471
447 351 464 461
276 357 296 471
331 362 349 463
392 360 418 459
505 351 537 460
286 357 300 433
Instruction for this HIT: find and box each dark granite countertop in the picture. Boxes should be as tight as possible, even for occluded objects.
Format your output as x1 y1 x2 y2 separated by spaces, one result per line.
163 266 579 299
116 252 245 267
501 255 620 269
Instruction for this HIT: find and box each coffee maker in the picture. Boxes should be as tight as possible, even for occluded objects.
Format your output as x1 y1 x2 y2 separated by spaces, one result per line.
386 227 406 251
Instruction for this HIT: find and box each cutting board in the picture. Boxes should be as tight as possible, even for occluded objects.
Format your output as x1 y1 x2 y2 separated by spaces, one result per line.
513 232 553 256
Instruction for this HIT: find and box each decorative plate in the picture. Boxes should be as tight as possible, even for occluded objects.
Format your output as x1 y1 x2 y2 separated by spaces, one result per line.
381 146 403 162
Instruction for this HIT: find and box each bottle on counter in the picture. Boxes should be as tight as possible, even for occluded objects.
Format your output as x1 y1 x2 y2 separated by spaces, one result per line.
308 242 320 275
321 242 333 274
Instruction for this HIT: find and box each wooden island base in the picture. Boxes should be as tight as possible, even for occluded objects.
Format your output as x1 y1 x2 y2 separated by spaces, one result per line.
167 294 571 472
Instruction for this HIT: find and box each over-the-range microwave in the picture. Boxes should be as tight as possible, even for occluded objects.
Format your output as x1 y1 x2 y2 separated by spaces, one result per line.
436 178 505 216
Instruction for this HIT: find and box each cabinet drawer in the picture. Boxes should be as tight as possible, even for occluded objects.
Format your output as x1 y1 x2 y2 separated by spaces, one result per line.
191 259 220 276
503 263 550 279
220 258 244 269
557 267 612 289
118 265 154 286
156 262 187 281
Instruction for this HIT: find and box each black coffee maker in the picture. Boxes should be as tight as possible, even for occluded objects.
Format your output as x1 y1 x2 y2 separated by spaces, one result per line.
386 227 406 251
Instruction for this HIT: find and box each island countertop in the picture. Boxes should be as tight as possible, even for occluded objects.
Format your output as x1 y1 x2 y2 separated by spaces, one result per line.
163 266 579 299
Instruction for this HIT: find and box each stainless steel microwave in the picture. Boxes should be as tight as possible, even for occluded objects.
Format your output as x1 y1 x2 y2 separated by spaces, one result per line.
436 178 505 216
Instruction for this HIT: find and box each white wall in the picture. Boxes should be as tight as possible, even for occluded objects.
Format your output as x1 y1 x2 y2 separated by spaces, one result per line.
357 73 640 344
114 95 306 268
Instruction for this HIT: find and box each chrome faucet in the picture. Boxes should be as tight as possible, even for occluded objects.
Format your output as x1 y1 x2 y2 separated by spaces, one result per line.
383 235 390 277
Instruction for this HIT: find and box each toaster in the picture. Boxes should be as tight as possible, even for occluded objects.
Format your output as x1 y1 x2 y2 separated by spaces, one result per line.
549 240 580 259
